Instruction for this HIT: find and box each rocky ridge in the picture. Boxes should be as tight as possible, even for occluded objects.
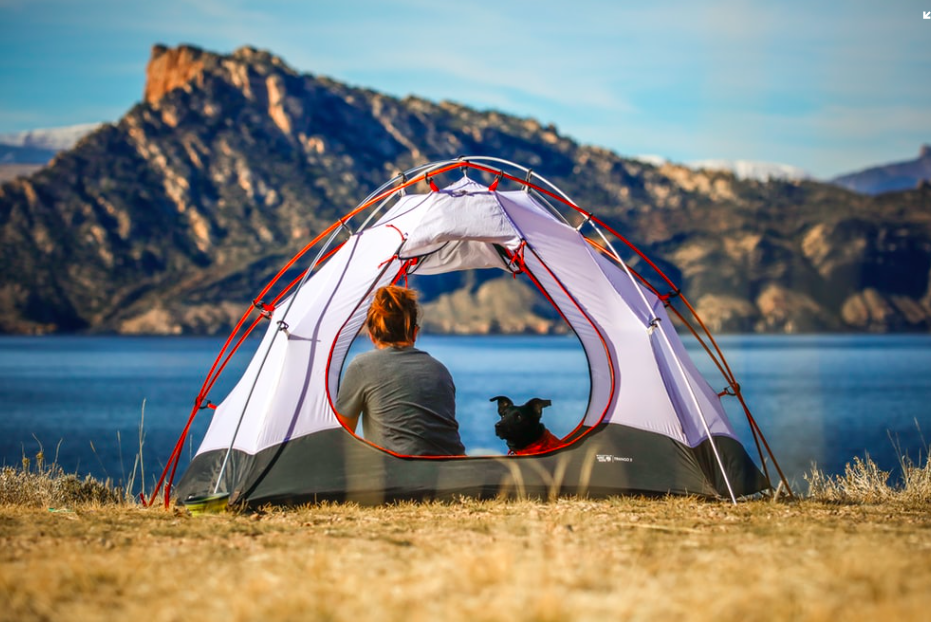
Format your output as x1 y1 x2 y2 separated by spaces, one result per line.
1 44 930 335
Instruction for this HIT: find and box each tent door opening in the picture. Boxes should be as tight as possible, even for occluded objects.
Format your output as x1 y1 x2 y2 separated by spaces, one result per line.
334 267 595 457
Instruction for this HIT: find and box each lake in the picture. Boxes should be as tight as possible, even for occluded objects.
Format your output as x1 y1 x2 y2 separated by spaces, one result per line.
1 334 929 494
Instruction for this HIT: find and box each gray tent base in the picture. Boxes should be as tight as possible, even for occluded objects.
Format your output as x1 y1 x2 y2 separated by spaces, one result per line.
175 425 770 508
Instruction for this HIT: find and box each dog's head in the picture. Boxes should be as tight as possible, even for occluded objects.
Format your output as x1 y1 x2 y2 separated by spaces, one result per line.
490 395 552 452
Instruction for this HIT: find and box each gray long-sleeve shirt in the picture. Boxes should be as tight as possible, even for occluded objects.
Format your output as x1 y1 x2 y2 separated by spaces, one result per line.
335 345 465 456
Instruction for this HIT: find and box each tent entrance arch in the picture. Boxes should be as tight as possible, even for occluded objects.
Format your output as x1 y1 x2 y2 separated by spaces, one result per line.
147 157 792 508
335 269 595 456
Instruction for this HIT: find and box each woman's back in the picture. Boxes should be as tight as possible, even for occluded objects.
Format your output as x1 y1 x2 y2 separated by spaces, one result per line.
337 345 464 456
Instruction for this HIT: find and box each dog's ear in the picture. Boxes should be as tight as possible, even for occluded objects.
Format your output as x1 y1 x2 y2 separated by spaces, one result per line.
526 398 552 418
489 396 513 416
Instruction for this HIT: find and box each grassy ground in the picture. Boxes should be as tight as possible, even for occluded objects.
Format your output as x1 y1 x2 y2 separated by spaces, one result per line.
1 457 929 622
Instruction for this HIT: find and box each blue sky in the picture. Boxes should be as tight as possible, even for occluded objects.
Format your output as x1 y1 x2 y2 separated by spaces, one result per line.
0 0 928 178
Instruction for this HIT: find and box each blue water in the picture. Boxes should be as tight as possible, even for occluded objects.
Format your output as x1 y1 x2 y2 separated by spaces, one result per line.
1 334 929 493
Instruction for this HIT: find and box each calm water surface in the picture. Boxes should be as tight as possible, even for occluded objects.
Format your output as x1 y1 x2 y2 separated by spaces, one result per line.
1 334 929 492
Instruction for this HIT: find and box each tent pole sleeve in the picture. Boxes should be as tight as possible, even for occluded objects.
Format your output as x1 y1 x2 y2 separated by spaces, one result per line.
212 226 344 494
213 327 280 494
587 221 738 501
655 324 738 504
590 225 661 320
562 207 737 501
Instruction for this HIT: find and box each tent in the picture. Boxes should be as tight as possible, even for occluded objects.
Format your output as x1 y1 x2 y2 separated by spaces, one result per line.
152 157 790 508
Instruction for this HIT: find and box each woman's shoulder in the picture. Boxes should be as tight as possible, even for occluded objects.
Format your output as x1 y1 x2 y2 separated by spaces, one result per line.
346 348 381 368
350 346 438 363
408 347 452 373
350 347 409 364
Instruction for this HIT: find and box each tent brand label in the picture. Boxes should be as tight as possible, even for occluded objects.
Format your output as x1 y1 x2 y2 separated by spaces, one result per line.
596 454 633 463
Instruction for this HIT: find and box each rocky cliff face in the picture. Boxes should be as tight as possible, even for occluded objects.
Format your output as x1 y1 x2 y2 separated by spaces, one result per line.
1 44 930 335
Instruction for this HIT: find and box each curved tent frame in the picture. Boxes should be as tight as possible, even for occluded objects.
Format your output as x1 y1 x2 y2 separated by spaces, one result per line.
146 157 792 508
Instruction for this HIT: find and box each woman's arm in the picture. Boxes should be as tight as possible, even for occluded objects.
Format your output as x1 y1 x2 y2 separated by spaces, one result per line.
335 358 365 433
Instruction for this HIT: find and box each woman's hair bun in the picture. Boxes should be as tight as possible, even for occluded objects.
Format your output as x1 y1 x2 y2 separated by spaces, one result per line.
366 285 419 345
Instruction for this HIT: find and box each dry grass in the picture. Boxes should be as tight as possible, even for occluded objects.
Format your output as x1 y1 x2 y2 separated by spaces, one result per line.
1 496 930 622
0 454 124 508
1 454 930 622
806 451 931 506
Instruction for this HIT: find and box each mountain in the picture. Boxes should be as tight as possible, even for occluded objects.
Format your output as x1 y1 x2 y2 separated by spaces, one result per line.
831 146 931 195
1 43 930 335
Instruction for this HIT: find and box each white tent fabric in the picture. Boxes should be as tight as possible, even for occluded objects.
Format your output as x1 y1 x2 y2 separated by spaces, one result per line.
195 176 739 460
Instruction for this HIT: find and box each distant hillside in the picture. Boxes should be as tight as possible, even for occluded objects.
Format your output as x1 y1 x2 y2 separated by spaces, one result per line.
0 144 55 185
0 123 103 152
0 163 44 184
1 44 930 335
0 123 102 183
0 144 57 165
831 146 931 195
686 159 812 182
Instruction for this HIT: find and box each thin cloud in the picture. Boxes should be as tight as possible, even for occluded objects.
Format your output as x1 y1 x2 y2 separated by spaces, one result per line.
0 0 928 177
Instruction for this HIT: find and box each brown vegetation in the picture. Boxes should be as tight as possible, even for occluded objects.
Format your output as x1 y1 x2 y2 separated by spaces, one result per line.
1 455 929 622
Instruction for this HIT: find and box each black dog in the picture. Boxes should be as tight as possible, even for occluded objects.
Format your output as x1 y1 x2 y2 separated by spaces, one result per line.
489 396 562 455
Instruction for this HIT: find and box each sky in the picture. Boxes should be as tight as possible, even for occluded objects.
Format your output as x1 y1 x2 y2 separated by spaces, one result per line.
0 0 928 179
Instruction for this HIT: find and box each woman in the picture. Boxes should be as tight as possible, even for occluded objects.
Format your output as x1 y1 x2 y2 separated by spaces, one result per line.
335 285 465 456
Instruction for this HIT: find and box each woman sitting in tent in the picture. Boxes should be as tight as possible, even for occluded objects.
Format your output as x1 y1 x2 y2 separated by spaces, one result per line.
335 285 466 456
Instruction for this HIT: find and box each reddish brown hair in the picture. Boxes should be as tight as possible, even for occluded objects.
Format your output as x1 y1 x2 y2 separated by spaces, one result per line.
366 286 419 346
